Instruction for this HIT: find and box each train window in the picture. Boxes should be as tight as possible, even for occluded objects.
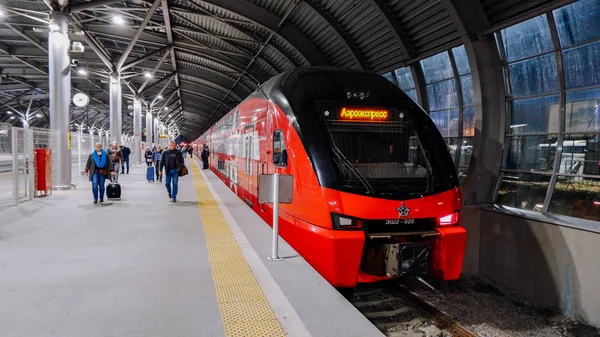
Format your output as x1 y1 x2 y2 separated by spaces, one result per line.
234 110 240 128
273 130 287 167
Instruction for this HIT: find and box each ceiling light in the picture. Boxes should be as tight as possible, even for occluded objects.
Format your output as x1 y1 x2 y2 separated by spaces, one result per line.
78 69 87 75
49 23 59 32
168 114 172 118
144 72 152 78
9 116 15 119
6 111 12 115
157 95 163 99
164 107 169 111
113 16 124 25
0 9 5 17
36 113 42 118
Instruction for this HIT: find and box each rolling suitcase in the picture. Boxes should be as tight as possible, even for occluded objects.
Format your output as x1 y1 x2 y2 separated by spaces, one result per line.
107 178 121 200
147 166 155 182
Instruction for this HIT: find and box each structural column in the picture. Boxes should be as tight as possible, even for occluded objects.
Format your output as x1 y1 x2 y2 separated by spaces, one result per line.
48 11 72 188
133 97 142 163
109 72 122 145
145 109 153 150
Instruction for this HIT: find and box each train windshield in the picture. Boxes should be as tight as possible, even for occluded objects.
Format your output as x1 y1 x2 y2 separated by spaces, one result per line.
318 105 453 198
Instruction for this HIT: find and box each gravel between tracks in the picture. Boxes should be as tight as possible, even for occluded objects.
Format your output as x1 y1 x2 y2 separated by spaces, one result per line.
405 276 600 337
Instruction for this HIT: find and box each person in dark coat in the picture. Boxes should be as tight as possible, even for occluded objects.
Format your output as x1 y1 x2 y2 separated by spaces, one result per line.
200 144 210 169
85 142 114 204
159 141 184 202
120 145 131 174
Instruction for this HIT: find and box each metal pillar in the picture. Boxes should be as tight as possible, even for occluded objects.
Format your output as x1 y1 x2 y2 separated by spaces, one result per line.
110 72 122 145
48 11 72 189
145 110 153 150
25 128 34 200
133 97 142 163
11 127 19 206
78 128 83 185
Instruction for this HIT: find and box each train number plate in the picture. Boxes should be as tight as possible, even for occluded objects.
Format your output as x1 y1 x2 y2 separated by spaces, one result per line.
385 219 415 225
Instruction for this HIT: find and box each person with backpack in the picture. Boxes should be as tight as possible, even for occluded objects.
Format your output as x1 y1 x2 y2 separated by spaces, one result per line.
85 142 114 204
159 141 185 202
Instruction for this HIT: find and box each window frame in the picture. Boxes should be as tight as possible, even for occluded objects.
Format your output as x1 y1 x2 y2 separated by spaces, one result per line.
273 129 287 167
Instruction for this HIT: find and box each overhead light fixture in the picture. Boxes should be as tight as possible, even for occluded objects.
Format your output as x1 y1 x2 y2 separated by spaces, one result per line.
36 113 42 118
9 116 15 120
78 68 87 75
157 95 163 100
0 9 5 17
144 72 152 78
6 111 12 115
49 23 59 32
164 107 169 111
168 114 172 118
113 16 124 25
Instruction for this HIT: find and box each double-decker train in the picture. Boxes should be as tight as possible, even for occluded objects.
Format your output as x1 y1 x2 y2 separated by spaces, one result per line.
192 67 466 288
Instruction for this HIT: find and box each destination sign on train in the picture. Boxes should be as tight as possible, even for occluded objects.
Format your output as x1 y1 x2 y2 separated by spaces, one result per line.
339 107 390 121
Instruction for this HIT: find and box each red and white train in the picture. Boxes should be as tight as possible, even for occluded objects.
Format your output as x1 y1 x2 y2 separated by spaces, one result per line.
192 67 466 288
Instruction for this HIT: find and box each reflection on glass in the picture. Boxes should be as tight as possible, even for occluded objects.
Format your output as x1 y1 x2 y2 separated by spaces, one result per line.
394 67 415 91
459 137 473 168
566 89 600 132
420 51 453 84
549 177 600 221
463 106 475 137
427 79 458 111
562 41 600 89
561 134 600 175
508 54 559 97
443 137 459 164
501 15 554 62
553 0 600 48
461 75 474 105
510 95 560 134
431 110 459 137
495 173 550 211
504 135 558 172
452 45 471 76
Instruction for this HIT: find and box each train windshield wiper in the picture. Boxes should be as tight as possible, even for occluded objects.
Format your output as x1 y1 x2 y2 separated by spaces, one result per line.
327 132 375 195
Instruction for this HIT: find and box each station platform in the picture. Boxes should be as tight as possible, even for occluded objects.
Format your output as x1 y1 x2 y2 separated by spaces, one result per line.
0 157 383 337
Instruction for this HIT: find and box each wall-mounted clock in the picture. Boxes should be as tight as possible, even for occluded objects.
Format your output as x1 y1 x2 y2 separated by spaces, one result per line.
73 93 89 107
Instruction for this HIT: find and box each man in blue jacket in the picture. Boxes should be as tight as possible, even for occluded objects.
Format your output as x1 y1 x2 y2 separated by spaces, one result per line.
159 141 184 202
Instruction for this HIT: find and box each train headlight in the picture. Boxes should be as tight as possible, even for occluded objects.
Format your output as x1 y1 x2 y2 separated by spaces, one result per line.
331 213 363 230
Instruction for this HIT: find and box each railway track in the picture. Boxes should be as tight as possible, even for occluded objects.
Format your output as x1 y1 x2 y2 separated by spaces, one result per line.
347 280 478 337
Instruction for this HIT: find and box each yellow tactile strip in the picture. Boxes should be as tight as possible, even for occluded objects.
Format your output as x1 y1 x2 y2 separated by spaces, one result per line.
191 162 287 337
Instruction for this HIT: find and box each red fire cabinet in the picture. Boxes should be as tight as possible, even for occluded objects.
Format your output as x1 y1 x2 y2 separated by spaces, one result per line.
34 148 52 196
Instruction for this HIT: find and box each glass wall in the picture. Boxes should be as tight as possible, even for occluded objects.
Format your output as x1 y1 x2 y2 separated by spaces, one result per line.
420 47 474 184
494 0 600 222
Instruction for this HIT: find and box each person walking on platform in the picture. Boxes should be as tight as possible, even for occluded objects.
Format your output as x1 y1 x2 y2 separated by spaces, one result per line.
160 141 184 202
200 144 210 169
154 145 164 182
144 148 153 167
120 145 131 174
85 142 114 204
107 141 123 182
187 146 193 158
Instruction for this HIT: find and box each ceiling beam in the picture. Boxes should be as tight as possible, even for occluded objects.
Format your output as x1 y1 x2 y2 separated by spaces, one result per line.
117 0 162 70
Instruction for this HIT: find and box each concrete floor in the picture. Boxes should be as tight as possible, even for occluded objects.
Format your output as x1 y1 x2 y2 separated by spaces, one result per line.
0 163 224 337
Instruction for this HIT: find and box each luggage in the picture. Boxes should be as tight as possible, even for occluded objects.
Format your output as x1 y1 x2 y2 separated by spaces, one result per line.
178 164 189 177
146 166 155 181
107 181 121 200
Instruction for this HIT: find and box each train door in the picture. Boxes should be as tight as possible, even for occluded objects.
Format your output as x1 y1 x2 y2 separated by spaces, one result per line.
243 124 254 206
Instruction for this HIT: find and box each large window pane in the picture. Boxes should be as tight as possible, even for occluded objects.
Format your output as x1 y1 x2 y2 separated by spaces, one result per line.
501 15 554 62
563 41 600 89
394 66 415 91
421 52 453 84
508 54 558 97
549 177 600 221
561 134 600 175
430 110 459 137
382 72 394 83
495 173 550 211
405 89 418 104
452 45 471 76
463 106 475 137
510 95 560 134
504 135 558 172
565 89 600 133
553 0 600 48
461 75 474 105
427 79 458 111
